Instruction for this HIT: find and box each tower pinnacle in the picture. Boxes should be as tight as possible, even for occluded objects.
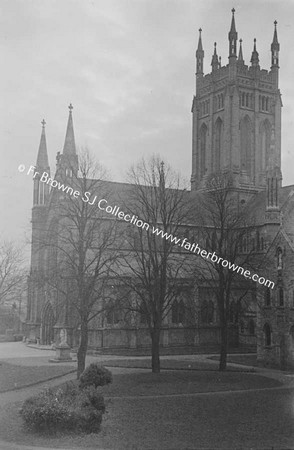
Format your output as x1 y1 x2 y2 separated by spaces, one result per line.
63 103 76 155
196 28 204 76
228 8 238 59
250 38 259 67
271 20 280 68
238 39 244 64
36 119 49 168
211 42 219 71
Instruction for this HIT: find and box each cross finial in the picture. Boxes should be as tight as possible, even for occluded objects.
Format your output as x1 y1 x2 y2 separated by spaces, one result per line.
68 103 73 112
199 28 202 33
232 7 235 14
240 38 242 43
41 119 46 128
274 20 277 27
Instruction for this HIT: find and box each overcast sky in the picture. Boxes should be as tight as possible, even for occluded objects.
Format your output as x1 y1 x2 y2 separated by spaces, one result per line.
1 0 294 249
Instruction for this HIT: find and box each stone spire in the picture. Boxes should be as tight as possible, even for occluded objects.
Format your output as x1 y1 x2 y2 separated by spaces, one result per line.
238 39 244 64
63 103 76 156
36 119 49 169
271 20 280 68
196 28 204 76
211 42 219 71
34 120 50 206
250 38 259 67
228 8 238 59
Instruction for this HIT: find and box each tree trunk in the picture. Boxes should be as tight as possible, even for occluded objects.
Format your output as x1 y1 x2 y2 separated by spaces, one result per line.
219 319 228 371
77 318 88 378
151 326 161 373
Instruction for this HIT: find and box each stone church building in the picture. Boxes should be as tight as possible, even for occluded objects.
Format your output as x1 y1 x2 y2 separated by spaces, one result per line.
26 10 294 368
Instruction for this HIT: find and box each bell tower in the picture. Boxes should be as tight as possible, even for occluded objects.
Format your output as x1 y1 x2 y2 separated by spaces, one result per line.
191 11 282 192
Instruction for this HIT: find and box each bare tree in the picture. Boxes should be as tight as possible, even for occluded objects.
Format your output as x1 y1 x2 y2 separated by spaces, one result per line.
194 172 267 370
116 156 190 373
44 150 119 377
0 241 25 305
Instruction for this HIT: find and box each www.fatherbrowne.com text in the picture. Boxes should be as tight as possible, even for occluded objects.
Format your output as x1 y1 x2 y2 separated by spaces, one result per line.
21 166 275 289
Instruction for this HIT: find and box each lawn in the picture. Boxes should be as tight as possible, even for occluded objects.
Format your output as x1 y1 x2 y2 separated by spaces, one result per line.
99 357 254 372
209 354 258 367
0 369 285 449
0 360 75 392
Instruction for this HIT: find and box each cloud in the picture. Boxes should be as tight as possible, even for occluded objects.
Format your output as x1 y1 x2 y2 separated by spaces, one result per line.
1 0 294 245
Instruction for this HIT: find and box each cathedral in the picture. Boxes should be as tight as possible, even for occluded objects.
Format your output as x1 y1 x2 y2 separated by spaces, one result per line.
26 10 294 369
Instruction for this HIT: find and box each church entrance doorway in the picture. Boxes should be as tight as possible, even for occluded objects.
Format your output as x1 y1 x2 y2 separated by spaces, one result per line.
41 303 55 345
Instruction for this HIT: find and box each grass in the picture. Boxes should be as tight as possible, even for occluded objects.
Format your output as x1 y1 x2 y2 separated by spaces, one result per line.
0 361 75 392
102 369 279 397
0 369 285 449
209 354 258 367
98 357 254 372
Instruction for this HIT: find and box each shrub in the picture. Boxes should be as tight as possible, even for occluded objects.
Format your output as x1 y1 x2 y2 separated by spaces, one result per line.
20 388 71 433
20 382 106 434
13 334 23 341
78 385 106 412
79 363 112 389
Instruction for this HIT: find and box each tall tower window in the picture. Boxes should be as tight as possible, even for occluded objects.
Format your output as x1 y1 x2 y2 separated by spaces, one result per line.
240 116 252 176
263 323 271 346
213 118 223 172
199 124 207 178
264 287 271 306
259 120 271 172
260 96 270 112
240 92 253 110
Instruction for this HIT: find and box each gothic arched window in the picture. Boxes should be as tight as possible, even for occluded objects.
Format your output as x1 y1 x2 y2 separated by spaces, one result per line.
178 299 185 324
263 323 271 346
172 300 178 324
277 247 283 271
264 288 271 306
240 116 252 176
249 319 255 335
259 120 271 172
106 304 120 325
172 299 185 324
214 118 223 172
241 92 245 107
199 124 207 179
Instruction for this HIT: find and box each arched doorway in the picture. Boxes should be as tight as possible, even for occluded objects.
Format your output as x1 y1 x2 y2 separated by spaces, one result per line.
41 303 55 345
